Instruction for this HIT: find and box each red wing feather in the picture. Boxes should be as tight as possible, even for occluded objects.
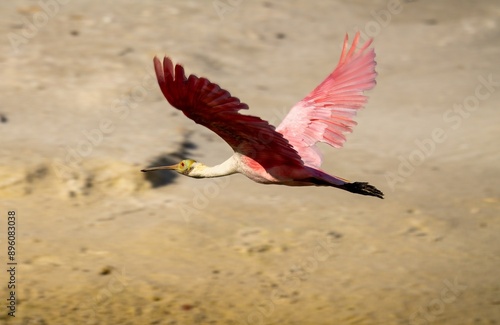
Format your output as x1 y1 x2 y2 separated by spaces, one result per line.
153 57 304 170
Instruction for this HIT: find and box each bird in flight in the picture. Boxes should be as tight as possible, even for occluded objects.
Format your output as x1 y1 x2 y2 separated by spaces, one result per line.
142 32 384 199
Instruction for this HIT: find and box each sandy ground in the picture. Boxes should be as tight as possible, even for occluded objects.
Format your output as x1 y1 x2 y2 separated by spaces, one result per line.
1 0 499 324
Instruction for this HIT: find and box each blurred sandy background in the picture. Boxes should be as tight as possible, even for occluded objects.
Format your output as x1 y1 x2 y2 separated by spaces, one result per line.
1 0 499 324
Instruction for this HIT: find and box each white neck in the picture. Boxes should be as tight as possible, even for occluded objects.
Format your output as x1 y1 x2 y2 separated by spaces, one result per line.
189 156 238 178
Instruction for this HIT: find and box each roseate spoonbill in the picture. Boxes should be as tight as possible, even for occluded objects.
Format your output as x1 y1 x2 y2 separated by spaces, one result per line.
142 32 384 199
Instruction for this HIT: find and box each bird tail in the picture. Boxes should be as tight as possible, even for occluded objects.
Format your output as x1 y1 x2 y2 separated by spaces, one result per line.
305 169 384 199
338 181 384 199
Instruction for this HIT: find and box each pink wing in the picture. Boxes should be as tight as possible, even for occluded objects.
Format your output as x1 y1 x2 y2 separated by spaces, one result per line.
153 57 304 170
276 32 377 168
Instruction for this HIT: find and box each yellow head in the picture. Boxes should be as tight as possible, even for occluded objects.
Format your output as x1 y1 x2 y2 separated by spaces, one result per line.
174 159 197 175
141 159 198 176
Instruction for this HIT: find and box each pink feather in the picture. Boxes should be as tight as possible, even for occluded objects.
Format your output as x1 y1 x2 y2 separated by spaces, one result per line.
277 32 377 168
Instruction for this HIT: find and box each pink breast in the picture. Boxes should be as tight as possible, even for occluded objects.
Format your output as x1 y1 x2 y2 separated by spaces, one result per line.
239 155 278 184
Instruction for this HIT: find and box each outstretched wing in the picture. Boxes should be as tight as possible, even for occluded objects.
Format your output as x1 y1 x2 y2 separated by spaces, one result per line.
276 32 377 168
154 57 304 170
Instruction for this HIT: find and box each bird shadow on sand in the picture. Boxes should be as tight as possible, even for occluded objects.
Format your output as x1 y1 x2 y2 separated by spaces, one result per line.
142 132 197 188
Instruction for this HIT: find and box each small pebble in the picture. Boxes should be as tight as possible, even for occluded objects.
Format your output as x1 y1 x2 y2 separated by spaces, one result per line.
99 266 113 275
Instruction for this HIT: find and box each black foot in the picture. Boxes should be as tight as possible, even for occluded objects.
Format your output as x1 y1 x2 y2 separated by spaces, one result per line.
342 182 384 199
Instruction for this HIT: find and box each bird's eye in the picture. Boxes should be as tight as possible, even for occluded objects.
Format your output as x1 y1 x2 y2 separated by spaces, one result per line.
180 162 185 168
